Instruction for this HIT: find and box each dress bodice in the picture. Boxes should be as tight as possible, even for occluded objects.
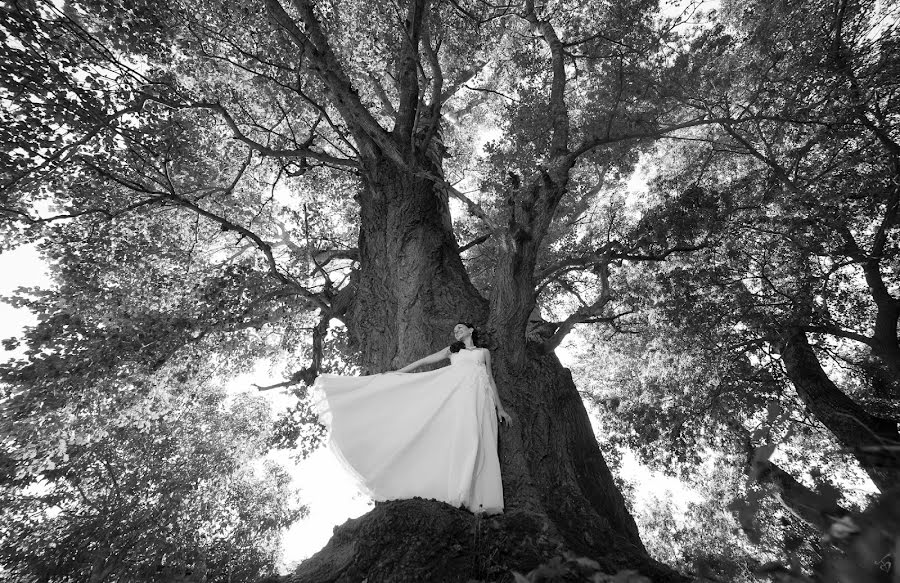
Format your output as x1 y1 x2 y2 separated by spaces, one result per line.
449 347 488 369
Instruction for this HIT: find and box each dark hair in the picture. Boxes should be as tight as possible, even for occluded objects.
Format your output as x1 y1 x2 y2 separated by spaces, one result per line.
449 322 479 353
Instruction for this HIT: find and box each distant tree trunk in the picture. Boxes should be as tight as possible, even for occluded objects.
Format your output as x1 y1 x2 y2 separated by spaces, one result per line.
752 460 849 531
780 327 900 492
866 263 900 383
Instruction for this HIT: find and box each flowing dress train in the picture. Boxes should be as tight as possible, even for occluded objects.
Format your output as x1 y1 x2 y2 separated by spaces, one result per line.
312 347 503 514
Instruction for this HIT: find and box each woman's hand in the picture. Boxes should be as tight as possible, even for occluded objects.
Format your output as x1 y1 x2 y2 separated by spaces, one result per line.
496 406 512 425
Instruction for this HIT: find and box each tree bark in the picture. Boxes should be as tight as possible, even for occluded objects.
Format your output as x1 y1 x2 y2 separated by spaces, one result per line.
864 260 900 382
495 346 645 555
347 158 487 372
779 327 900 492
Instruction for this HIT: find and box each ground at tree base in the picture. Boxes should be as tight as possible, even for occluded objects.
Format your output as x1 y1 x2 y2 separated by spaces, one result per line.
265 499 687 583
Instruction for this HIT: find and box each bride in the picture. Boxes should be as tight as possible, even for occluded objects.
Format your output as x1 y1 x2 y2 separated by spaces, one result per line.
313 322 511 515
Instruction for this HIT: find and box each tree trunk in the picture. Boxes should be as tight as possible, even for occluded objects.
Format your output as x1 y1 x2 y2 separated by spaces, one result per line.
347 158 487 372
870 288 900 386
780 327 900 492
258 1 668 577
289 160 673 582
494 346 645 555
752 460 849 531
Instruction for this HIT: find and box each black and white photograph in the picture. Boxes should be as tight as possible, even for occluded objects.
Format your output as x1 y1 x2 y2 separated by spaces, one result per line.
1 0 898 581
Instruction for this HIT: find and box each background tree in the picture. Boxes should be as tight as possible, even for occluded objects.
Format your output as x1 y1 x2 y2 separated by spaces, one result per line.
0 362 302 583
562 0 900 577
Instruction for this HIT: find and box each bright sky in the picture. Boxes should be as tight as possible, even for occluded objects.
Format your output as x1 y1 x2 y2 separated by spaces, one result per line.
0 245 50 358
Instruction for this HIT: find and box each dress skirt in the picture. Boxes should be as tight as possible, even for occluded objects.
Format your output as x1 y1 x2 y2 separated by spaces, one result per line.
312 349 503 514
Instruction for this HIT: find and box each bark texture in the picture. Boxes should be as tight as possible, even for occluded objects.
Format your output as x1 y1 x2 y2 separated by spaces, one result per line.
495 347 644 555
348 159 487 372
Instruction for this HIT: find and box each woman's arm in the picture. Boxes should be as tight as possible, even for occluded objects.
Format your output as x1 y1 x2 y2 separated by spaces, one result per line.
395 346 451 373
484 349 512 425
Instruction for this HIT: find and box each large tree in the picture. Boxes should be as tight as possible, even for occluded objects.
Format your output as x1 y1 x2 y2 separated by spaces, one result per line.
642 0 900 491
1 0 710 579
11 0 896 581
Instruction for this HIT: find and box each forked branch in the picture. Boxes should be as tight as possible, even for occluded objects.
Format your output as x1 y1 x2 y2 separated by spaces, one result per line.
255 313 330 391
542 263 613 352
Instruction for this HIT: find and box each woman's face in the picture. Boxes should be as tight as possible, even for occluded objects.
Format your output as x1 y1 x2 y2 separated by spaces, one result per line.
453 323 473 341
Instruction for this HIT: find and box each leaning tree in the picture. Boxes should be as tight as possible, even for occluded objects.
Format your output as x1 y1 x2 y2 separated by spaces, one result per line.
1 0 744 580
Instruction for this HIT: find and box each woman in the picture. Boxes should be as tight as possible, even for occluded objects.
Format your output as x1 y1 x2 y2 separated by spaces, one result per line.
313 323 512 515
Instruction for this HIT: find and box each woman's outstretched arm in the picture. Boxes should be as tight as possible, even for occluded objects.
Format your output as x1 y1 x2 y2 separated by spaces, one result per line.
484 350 512 425
395 346 451 373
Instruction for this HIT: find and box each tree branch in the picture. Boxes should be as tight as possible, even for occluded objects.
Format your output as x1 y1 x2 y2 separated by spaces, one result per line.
459 233 491 253
2 98 148 195
542 263 612 352
395 0 430 144
418 171 498 230
255 313 329 391
801 325 873 347
780 327 900 491
265 0 402 163
419 20 443 153
569 115 738 163
367 73 398 118
522 0 569 154
536 242 621 286
90 163 331 312
5 194 169 224
440 59 491 103
188 101 358 168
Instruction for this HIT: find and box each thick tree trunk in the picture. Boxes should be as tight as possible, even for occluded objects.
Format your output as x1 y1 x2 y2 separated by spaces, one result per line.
261 2 665 578
494 346 645 555
780 327 900 492
870 290 900 384
347 158 487 371
861 258 900 383
289 160 670 581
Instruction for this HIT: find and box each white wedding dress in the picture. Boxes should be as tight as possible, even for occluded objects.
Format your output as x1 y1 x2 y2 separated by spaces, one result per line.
312 347 504 514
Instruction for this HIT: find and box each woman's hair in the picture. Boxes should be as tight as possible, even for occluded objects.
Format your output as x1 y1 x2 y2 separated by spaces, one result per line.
449 322 479 353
